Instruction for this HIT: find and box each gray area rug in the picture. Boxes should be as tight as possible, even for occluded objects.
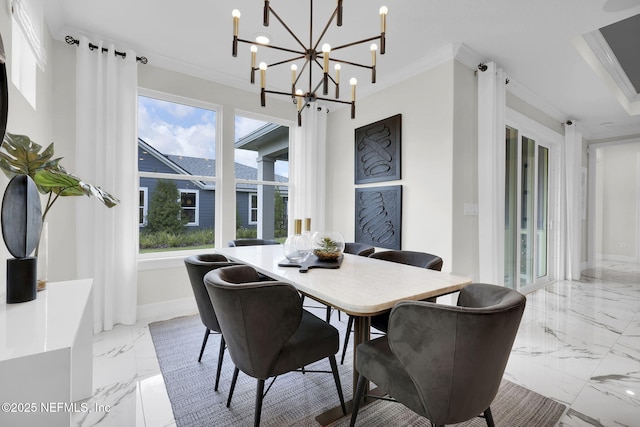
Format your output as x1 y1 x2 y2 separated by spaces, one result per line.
149 314 566 427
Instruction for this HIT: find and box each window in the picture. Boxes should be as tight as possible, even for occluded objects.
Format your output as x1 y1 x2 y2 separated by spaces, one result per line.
180 189 199 225
138 93 217 253
10 0 47 109
249 193 258 224
139 187 148 226
234 113 289 240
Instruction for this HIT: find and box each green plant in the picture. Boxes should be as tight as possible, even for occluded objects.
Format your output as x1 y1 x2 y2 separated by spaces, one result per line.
313 236 341 260
145 180 187 233
0 133 119 223
139 228 214 250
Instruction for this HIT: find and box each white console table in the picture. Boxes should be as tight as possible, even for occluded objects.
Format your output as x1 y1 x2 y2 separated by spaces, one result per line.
0 279 93 427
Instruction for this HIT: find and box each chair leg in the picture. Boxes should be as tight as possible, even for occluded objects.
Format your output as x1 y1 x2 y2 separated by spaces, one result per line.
214 335 226 391
340 315 354 364
349 373 367 427
328 355 347 415
198 328 210 362
254 379 265 427
226 367 239 408
326 306 332 323
484 407 495 427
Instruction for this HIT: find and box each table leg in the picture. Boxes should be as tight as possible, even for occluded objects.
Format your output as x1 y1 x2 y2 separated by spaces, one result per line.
352 315 371 394
315 314 372 426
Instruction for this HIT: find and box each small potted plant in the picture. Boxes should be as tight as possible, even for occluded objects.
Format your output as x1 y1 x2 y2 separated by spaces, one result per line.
312 232 345 261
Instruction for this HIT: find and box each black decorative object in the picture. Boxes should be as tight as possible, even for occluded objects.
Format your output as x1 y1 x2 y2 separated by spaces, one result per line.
278 254 343 273
354 114 401 184
355 185 402 250
2 175 43 303
0 32 7 140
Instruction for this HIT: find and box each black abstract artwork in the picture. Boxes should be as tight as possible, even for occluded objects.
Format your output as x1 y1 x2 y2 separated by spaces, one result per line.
354 114 401 184
355 185 402 250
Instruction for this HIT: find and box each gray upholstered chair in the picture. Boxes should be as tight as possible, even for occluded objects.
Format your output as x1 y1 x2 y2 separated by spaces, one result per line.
227 238 280 247
184 254 243 391
369 249 443 270
204 265 346 427
350 283 526 427
340 249 443 364
344 242 375 257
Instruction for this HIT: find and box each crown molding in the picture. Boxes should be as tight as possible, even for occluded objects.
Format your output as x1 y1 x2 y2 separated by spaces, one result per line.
574 32 640 116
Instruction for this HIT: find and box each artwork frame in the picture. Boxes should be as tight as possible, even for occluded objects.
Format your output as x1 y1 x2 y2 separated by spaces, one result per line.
355 185 402 250
354 114 401 184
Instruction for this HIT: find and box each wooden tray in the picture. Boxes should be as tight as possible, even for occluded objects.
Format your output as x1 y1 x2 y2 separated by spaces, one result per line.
278 254 343 273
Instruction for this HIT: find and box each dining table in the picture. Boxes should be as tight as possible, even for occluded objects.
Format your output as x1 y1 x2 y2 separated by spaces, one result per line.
214 244 472 424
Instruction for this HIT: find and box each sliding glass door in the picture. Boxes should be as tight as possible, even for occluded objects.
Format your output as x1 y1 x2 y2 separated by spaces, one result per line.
505 126 550 290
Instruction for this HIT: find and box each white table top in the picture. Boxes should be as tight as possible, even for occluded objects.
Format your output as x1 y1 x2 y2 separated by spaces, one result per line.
215 245 472 316
0 279 93 361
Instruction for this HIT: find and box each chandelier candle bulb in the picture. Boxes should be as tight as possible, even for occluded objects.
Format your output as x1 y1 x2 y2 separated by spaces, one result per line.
291 64 298 96
259 62 267 88
260 62 267 106
379 6 388 54
296 89 304 112
322 43 331 95
350 77 357 119
379 6 388 33
250 45 257 83
232 9 241 56
334 64 341 98
371 43 377 83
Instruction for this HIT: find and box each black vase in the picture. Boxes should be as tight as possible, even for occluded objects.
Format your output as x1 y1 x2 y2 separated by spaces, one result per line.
6 257 37 303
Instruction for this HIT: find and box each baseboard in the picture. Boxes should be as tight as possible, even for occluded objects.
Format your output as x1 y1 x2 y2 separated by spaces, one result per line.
599 254 637 263
137 297 198 322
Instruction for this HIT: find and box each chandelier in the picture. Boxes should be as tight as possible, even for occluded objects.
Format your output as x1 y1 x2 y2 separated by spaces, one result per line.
231 1 388 126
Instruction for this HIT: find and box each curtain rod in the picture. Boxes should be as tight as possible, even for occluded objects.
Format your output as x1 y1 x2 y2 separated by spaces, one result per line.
65 36 148 64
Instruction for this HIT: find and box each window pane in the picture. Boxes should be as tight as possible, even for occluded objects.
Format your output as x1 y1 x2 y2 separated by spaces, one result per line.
139 177 213 252
138 94 217 253
236 184 288 240
504 126 518 289
181 192 196 208
537 146 549 278
138 96 216 160
234 115 289 241
520 136 536 286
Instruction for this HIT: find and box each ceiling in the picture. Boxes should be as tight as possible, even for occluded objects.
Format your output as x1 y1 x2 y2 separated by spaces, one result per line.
44 0 640 141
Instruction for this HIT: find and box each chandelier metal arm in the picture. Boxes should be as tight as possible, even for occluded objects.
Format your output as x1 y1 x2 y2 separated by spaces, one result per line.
237 38 304 56
331 57 373 70
259 55 306 70
311 7 339 52
266 6 307 51
332 35 382 52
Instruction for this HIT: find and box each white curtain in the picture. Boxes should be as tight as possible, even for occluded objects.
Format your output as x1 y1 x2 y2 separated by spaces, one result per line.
75 36 139 333
290 103 328 232
477 62 506 284
562 121 582 280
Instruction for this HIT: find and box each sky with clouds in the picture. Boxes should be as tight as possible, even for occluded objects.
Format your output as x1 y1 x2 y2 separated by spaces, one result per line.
138 96 287 176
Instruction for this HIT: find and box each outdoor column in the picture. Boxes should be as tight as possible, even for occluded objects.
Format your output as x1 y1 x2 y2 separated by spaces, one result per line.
257 155 275 239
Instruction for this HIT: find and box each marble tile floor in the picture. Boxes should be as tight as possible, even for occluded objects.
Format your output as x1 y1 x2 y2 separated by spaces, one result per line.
74 261 640 427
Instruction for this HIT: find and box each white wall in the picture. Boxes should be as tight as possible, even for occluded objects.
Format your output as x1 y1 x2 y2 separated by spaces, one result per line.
325 60 461 273
596 141 640 261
